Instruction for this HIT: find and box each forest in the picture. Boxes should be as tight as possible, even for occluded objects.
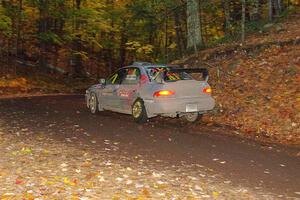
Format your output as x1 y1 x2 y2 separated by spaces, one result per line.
0 2 299 198
0 0 298 78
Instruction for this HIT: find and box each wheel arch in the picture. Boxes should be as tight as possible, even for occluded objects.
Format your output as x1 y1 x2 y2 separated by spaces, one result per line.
89 90 103 111
132 97 148 123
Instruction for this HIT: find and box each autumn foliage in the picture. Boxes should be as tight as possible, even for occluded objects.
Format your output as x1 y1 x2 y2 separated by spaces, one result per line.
175 12 300 145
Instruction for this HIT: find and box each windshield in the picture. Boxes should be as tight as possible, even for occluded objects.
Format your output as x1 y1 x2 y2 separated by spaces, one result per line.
147 67 193 82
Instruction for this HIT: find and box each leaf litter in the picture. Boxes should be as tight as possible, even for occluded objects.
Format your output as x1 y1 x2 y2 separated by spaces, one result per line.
0 116 285 199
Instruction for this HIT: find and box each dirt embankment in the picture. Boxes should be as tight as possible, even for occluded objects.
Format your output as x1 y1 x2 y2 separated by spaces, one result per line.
0 73 94 98
174 12 300 146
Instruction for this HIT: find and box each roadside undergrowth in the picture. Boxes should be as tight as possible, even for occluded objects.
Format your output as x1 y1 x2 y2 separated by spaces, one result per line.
174 11 300 146
0 72 94 96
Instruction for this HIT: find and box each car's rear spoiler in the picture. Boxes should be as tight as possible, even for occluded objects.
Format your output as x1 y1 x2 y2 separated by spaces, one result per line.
168 68 209 81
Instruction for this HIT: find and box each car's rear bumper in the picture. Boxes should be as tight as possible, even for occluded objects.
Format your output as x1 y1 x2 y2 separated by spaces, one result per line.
144 96 215 118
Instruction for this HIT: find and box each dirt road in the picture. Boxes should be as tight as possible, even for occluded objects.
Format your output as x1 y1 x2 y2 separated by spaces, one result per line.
0 95 299 199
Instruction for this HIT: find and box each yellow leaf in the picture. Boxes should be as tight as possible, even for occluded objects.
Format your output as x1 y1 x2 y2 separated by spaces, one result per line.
20 147 32 155
213 191 219 197
63 177 76 186
168 42 177 49
46 181 55 185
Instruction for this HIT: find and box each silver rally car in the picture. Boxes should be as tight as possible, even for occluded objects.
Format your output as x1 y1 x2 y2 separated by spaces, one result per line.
86 62 215 123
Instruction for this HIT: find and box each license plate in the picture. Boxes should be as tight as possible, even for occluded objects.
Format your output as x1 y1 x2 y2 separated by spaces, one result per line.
186 104 198 112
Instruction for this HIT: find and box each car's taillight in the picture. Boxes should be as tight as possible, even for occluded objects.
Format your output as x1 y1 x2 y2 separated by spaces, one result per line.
153 90 175 97
203 87 212 94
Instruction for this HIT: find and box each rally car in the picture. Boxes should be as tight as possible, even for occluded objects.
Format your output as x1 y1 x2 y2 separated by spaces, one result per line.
86 62 215 123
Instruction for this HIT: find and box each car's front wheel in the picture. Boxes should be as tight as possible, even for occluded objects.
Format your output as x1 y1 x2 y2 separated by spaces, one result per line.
132 98 148 124
89 93 99 114
185 112 201 123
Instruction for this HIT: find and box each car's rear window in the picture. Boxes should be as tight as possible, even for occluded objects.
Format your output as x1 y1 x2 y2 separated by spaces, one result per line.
147 67 192 82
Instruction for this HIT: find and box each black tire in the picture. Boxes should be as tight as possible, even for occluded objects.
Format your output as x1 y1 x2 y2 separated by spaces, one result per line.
185 112 202 123
89 92 99 114
132 98 148 124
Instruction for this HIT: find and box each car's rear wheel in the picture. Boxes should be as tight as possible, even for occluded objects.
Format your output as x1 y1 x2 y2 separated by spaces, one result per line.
132 98 148 124
89 93 99 114
185 112 201 123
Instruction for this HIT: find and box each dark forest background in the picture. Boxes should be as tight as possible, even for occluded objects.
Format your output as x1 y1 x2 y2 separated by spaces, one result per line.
0 0 299 78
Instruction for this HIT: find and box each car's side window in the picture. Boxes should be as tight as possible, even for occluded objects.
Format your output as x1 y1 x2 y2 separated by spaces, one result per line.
107 69 126 85
121 68 141 85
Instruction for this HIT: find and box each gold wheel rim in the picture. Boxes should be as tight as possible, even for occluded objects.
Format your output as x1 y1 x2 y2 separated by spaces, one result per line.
132 101 142 118
90 95 96 112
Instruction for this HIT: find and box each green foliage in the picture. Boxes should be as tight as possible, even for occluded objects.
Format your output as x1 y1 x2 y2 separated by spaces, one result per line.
38 31 63 45
0 7 12 36
245 20 269 33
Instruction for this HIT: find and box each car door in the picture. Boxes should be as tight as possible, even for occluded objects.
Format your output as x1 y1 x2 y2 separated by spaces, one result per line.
101 69 126 110
118 68 141 113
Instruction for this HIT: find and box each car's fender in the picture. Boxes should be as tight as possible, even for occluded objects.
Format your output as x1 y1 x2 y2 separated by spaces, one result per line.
86 84 104 110
134 84 158 118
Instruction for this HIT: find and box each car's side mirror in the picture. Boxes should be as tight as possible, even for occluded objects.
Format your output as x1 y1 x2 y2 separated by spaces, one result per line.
99 78 106 85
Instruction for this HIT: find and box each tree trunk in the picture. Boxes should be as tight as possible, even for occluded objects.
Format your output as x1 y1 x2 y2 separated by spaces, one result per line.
174 12 184 57
241 0 246 43
165 8 169 63
223 0 231 36
273 0 282 16
71 0 85 77
269 0 273 21
119 21 127 67
187 0 203 53
39 0 48 70
277 0 282 13
252 0 261 20
16 0 22 60
76 0 81 10
108 0 115 73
